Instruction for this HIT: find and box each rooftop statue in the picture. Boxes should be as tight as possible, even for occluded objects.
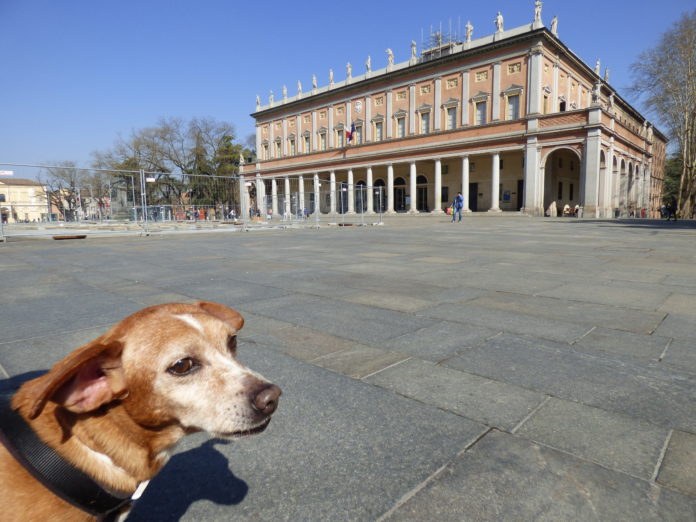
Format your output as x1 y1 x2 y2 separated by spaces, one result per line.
534 1 543 23
365 55 371 72
312 74 317 89
465 20 473 42
495 11 504 32
550 15 558 35
386 48 394 66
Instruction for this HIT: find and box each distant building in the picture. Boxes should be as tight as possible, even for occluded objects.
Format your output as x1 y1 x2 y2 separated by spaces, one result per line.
247 4 665 218
0 178 49 223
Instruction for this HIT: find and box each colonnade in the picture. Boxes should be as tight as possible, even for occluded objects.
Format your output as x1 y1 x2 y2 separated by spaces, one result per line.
247 152 505 216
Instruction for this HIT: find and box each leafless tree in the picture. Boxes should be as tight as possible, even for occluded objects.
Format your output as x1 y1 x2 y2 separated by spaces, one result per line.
630 10 696 217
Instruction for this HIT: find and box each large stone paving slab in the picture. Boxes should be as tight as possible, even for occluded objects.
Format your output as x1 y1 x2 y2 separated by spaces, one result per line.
384 430 696 521
442 334 696 433
515 397 669 480
365 358 547 430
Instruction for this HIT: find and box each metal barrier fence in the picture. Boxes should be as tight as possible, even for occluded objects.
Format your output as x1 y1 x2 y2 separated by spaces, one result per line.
0 164 388 238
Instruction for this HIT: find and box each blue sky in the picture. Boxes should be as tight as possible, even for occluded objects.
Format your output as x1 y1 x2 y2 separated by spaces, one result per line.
0 0 692 179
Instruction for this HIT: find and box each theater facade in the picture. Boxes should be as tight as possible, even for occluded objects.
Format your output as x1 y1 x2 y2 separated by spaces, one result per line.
247 5 666 218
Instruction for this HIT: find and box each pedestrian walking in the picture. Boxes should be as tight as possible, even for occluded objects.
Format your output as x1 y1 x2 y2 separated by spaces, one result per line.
451 192 464 222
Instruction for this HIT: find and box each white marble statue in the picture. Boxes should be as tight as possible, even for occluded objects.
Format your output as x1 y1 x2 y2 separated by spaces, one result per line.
595 59 600 75
411 40 417 61
312 74 317 89
269 90 274 104
534 1 543 23
495 11 504 32
329 69 334 85
604 68 610 82
386 48 394 66
465 20 473 42
346 62 352 78
282 85 287 99
550 15 558 35
297 80 302 95
255 94 261 107
365 55 371 72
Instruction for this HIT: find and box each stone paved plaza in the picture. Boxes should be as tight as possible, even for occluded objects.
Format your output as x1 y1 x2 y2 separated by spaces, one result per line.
1 216 695 521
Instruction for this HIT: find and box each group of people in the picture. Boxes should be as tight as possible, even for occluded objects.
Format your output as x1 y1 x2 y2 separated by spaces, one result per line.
661 198 678 221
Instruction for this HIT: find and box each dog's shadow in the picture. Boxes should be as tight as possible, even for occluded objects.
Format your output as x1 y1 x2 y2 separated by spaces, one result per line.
127 438 248 521
1 373 248 521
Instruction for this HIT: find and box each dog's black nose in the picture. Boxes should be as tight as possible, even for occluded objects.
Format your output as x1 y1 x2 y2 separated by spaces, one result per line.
252 384 282 415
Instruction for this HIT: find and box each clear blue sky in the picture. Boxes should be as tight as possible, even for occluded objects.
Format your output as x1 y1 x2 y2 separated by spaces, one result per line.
0 0 692 179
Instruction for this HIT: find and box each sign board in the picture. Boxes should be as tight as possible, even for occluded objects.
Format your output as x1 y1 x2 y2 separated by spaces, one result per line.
146 177 156 183
0 170 13 176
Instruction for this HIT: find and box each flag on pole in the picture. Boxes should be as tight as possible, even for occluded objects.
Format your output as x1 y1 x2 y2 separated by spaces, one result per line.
346 122 356 143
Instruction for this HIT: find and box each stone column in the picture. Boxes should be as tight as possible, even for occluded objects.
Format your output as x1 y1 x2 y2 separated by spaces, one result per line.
528 47 543 115
239 176 248 221
523 137 542 215
284 177 291 217
489 153 501 212
461 70 470 126
492 63 501 121
433 159 443 213
271 178 278 216
256 174 265 213
409 84 416 134
434 78 442 130
582 125 602 217
299 175 305 215
366 166 374 214
387 164 395 213
409 162 418 214
461 156 471 212
347 169 355 214
330 171 336 213
313 173 320 215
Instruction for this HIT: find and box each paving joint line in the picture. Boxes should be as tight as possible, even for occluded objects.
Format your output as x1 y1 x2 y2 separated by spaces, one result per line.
657 338 673 362
511 395 552 434
651 429 673 483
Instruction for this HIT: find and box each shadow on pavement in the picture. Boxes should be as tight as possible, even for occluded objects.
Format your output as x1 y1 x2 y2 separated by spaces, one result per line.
127 439 248 521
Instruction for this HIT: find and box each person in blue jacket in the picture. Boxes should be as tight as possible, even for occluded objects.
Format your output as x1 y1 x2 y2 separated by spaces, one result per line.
451 192 464 222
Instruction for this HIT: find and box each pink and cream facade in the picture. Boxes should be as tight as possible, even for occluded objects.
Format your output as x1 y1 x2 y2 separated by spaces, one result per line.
247 12 666 218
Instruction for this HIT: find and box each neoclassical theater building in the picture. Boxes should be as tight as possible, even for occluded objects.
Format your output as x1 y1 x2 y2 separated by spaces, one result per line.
246 4 666 218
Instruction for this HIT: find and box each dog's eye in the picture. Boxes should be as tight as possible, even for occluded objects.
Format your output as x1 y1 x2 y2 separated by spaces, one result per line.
167 358 198 376
227 335 237 353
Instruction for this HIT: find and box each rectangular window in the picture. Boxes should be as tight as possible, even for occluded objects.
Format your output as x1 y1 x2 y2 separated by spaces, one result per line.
543 95 549 114
507 95 520 120
320 132 327 151
557 182 563 200
475 101 487 125
447 107 456 130
397 117 405 138
275 141 281 157
289 139 295 155
375 121 383 141
336 130 344 148
304 136 310 153
263 144 269 160
420 112 430 134
355 125 363 144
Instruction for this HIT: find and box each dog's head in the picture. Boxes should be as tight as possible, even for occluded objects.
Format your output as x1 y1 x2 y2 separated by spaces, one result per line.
18 301 281 439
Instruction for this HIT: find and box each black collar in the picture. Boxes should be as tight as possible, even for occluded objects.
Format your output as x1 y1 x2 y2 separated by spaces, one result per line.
0 391 133 519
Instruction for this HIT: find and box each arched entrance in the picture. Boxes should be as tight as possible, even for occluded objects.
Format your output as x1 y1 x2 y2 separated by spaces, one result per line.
355 181 367 213
416 175 429 212
394 177 406 211
543 148 582 216
374 179 386 212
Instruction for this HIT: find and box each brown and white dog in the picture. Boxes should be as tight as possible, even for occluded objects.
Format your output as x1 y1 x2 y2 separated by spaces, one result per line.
0 301 281 521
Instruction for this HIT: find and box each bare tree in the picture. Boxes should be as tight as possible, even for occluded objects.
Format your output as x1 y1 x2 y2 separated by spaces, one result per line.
630 11 696 217
38 162 86 221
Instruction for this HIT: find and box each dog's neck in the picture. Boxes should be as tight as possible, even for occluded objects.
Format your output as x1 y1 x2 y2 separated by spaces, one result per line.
15 398 185 495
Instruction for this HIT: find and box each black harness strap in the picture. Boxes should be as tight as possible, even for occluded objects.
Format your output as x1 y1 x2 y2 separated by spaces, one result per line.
0 391 132 518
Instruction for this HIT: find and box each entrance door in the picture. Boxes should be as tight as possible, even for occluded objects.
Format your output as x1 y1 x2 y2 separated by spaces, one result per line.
517 180 524 211
469 183 478 211
395 188 406 211
416 186 429 212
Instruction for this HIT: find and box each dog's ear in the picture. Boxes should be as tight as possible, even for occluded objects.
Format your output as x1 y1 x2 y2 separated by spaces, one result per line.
196 301 244 331
21 339 127 419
